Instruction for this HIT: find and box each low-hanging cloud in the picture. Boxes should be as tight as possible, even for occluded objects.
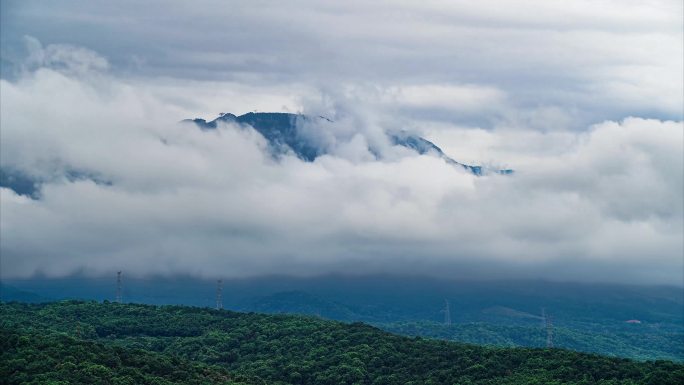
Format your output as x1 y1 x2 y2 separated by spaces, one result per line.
1 43 681 285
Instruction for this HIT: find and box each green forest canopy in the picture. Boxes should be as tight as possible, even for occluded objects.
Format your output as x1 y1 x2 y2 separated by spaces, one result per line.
2 301 683 385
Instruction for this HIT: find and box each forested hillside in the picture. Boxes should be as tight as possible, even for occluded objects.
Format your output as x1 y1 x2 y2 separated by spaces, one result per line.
2 301 683 385
5 277 682 362
378 321 684 362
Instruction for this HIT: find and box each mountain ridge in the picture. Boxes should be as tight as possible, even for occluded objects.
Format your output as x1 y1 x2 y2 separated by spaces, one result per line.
0 111 513 198
186 112 513 176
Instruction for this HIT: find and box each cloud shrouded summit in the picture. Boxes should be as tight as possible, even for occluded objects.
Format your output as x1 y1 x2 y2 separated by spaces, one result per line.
185 112 512 176
0 1 682 285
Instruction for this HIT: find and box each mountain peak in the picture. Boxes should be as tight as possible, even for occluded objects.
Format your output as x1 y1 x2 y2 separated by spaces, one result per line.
186 112 512 175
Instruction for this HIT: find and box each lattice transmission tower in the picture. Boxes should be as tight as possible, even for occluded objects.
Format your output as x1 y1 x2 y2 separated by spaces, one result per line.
545 314 554 348
216 279 223 310
443 299 452 326
115 271 122 303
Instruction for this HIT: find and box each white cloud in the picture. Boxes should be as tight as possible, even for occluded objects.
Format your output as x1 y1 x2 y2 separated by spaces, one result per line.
0 61 681 285
2 0 682 286
22 35 109 74
388 84 505 113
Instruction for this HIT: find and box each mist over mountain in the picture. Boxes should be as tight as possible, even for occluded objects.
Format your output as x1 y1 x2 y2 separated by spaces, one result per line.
1 2 683 383
0 66 681 283
1 1 682 286
4 275 683 361
0 110 515 199
186 112 512 176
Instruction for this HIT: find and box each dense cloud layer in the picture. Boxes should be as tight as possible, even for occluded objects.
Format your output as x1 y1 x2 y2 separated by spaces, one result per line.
1 2 682 285
2 0 682 127
1 44 682 284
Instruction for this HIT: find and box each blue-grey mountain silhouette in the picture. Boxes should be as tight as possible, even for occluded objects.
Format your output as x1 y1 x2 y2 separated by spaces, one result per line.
186 112 512 176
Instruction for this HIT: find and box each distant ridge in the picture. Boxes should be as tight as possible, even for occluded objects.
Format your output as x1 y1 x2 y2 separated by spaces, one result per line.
186 112 513 176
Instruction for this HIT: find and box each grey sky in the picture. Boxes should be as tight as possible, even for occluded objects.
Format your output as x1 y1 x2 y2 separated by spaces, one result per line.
1 1 682 285
3 0 682 125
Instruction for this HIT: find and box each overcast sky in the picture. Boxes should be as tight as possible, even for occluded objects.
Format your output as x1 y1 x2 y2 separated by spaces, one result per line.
1 1 682 285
